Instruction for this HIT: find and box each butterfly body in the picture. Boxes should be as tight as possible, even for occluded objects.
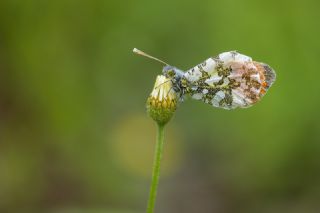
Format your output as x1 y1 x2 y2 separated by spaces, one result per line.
162 51 276 110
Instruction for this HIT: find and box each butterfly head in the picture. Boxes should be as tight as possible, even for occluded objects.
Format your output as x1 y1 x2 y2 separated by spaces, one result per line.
162 65 184 80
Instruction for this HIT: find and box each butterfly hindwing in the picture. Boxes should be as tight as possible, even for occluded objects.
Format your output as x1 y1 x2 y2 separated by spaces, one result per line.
182 51 276 110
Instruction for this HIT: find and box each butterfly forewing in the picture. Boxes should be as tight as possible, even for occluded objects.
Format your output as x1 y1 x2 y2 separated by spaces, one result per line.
183 51 276 110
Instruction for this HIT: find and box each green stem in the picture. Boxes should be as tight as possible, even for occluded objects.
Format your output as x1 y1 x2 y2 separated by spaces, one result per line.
147 123 165 213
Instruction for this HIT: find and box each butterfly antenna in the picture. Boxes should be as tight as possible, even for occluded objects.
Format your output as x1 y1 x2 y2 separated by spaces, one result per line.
133 48 170 66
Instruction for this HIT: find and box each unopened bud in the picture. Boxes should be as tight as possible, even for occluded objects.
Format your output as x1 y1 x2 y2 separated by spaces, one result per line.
146 75 177 125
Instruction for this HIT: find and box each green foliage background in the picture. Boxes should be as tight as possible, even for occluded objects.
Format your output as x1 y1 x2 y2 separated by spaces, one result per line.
0 0 319 212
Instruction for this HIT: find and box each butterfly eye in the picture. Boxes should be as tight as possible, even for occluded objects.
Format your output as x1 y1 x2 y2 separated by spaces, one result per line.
164 69 175 78
169 70 175 77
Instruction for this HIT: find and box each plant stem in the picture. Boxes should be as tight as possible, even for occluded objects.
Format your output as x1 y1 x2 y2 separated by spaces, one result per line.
147 123 165 213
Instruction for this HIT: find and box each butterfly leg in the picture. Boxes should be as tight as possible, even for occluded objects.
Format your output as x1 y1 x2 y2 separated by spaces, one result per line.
154 79 172 90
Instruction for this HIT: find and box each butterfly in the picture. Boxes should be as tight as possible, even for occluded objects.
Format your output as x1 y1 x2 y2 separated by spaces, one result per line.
133 48 276 110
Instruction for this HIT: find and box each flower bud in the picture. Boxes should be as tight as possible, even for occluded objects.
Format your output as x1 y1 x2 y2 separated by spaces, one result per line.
146 75 177 125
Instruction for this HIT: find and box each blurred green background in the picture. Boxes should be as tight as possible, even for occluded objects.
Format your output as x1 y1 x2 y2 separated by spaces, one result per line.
0 0 320 212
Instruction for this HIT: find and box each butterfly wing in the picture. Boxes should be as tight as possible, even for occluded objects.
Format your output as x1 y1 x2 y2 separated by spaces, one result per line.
183 51 276 110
